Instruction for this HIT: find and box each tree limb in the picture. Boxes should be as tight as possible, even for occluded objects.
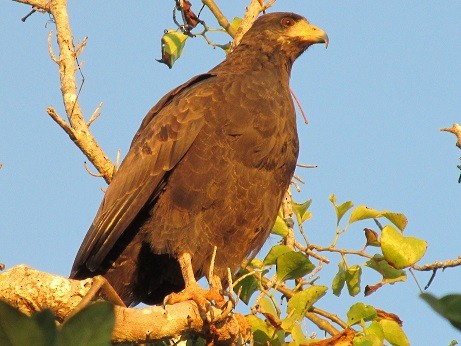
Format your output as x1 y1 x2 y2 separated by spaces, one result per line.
15 0 115 183
202 0 236 37
230 0 277 50
0 265 247 345
412 256 461 271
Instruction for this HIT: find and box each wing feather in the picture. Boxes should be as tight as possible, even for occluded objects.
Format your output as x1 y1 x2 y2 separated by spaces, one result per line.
71 73 215 275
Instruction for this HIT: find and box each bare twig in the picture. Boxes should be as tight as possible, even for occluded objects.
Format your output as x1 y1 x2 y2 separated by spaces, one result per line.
281 188 295 249
291 88 309 124
258 276 340 335
296 163 318 169
412 256 461 271
21 8 36 22
294 241 330 264
87 102 103 127
408 268 423 293
46 106 74 137
47 31 59 63
84 161 105 178
308 244 373 260
13 0 50 10
202 0 236 37
292 174 305 184
441 123 461 149
74 36 88 57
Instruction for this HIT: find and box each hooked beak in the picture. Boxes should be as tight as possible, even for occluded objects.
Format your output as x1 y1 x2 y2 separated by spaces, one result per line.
287 19 329 48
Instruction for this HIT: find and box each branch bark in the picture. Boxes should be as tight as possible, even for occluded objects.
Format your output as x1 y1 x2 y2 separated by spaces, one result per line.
229 0 277 50
0 265 247 345
15 0 115 183
202 0 237 37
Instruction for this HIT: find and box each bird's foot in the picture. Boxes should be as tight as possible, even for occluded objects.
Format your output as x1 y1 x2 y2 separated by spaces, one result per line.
164 282 233 323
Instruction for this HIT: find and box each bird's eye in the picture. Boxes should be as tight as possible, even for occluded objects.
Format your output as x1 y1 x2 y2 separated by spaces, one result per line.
280 17 296 27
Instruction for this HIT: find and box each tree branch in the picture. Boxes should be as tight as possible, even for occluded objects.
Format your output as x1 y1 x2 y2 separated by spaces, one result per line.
229 0 277 50
258 276 341 336
441 123 461 149
15 0 115 183
412 256 461 271
0 265 247 345
202 0 236 38
13 0 50 12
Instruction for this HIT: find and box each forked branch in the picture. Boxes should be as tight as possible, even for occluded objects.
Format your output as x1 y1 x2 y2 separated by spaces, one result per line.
15 0 115 183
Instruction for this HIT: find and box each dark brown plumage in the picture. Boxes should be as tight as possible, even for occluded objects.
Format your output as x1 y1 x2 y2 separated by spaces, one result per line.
70 12 328 306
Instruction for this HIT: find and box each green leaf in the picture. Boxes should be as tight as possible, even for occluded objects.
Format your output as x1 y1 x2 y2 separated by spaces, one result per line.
353 334 382 346
249 258 264 269
259 297 278 317
330 194 354 225
276 252 315 282
380 225 427 269
365 254 406 283
345 265 362 297
348 205 408 231
246 315 272 346
230 17 242 32
364 321 385 342
263 245 292 266
292 199 312 223
380 211 408 231
0 300 53 346
58 302 114 346
349 205 380 224
332 261 346 296
233 269 259 305
347 302 377 326
287 286 328 321
379 319 410 346
32 309 57 345
290 323 310 345
157 30 189 68
246 315 283 346
421 293 461 331
271 216 289 237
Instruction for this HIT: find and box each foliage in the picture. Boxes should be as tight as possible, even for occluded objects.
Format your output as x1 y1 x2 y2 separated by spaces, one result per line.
421 293 461 331
157 1 243 67
229 194 427 345
0 301 114 346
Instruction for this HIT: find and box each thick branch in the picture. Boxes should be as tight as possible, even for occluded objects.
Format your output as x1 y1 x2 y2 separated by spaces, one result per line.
230 0 277 50
0 265 244 345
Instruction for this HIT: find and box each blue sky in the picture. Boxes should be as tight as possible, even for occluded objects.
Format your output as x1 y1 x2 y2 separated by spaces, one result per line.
2 1 461 344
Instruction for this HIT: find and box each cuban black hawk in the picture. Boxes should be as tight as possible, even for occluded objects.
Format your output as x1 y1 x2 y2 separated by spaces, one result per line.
70 12 328 306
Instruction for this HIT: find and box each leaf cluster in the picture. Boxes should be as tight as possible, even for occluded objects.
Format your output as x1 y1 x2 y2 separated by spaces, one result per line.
231 194 429 345
0 301 114 346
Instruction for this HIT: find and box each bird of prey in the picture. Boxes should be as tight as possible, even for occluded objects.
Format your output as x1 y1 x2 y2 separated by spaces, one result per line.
70 12 328 306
